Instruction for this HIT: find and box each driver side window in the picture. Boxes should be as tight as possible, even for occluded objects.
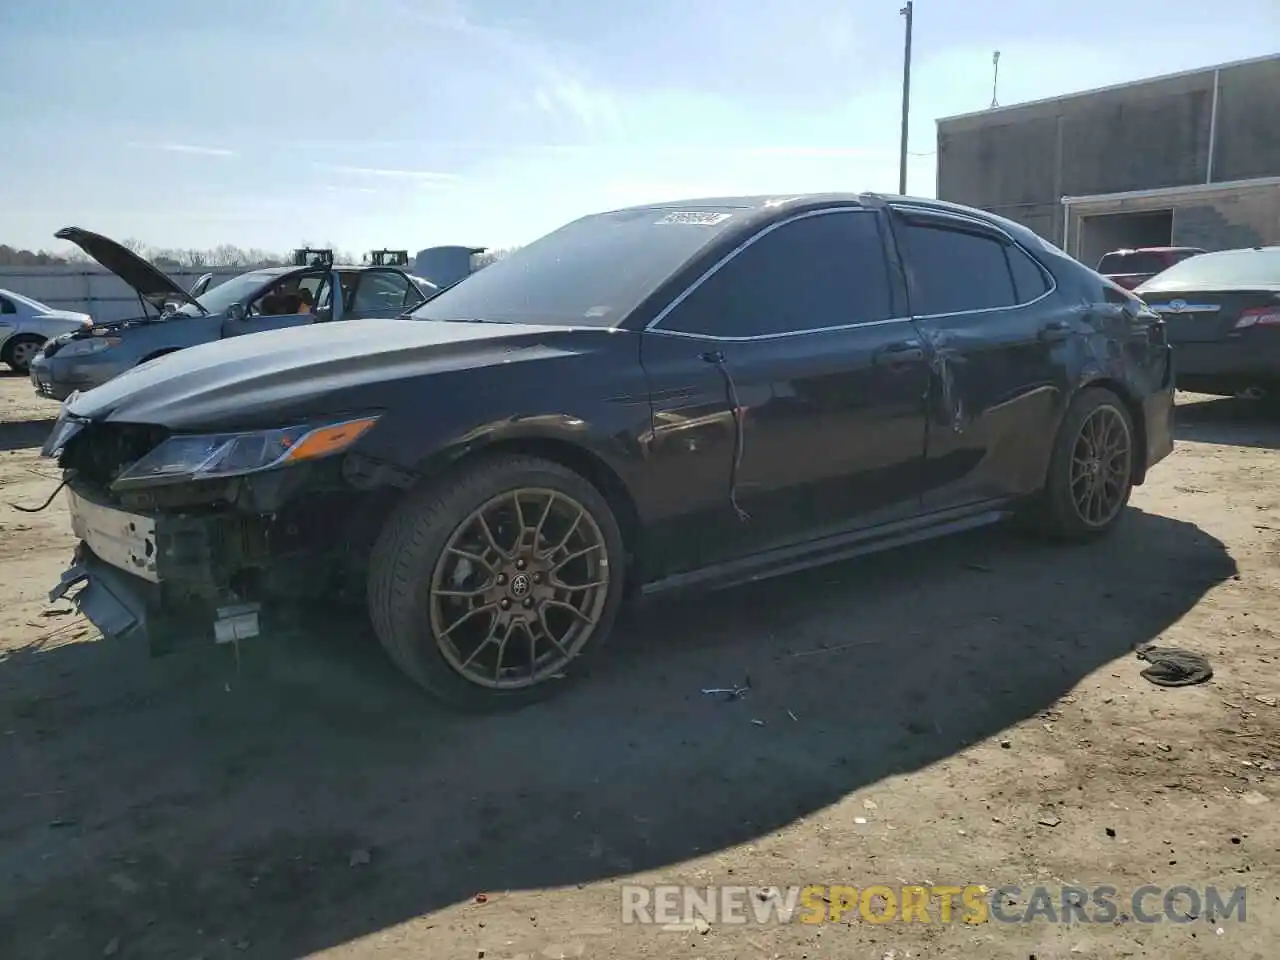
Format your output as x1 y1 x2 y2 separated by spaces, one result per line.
657 209 895 338
248 273 323 317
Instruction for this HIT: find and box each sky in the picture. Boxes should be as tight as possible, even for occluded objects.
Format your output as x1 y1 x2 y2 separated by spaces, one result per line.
1 0 1277 256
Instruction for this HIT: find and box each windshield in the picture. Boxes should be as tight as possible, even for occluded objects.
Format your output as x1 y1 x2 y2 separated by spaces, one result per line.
1138 248 1280 292
409 205 744 327
175 271 277 316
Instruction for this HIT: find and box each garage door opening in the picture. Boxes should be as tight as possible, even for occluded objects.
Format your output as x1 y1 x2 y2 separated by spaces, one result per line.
1077 210 1174 269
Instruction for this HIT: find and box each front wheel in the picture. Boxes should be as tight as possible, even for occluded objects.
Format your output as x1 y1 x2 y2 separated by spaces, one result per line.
367 454 626 710
1026 386 1136 541
4 334 46 373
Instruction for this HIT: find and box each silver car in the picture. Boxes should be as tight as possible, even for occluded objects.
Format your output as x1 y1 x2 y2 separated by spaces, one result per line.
30 227 438 401
0 289 93 373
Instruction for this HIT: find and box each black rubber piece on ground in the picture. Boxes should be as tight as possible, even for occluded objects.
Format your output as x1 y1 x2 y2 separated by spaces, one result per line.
366 453 627 711
1136 645 1213 687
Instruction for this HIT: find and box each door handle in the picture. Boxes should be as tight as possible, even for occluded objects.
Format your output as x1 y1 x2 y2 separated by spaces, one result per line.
1038 320 1072 342
873 341 925 367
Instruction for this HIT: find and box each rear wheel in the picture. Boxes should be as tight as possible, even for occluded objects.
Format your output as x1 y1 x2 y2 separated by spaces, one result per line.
1026 386 1136 541
4 334 46 373
367 454 625 710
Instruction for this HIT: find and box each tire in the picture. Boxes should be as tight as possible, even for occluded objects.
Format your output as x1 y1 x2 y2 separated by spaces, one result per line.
4 334 46 374
367 454 627 710
1025 386 1136 541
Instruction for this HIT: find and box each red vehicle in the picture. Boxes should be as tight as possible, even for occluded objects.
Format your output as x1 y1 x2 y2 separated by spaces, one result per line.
1097 247 1206 290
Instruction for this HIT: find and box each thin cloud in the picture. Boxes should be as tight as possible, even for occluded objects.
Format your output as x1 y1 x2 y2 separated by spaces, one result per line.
315 163 459 184
385 0 621 133
127 141 238 157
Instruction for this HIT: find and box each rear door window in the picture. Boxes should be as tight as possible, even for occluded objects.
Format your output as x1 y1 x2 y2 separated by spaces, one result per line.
897 222 1017 315
350 270 416 313
1097 252 1166 275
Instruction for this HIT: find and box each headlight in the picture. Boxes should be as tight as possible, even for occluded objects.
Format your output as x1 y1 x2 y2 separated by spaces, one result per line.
111 415 380 490
59 336 121 357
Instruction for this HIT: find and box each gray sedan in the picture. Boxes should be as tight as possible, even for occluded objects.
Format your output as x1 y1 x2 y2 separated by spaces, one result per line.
31 227 437 401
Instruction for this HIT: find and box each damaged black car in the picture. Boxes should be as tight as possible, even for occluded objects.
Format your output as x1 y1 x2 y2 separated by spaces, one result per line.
43 193 1175 709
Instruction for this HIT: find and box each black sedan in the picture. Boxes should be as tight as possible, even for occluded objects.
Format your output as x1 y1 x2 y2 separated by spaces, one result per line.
1134 245 1280 399
42 193 1175 709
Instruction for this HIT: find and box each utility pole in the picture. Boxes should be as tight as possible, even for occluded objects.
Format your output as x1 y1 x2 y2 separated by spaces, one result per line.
990 50 1001 108
898 2 913 195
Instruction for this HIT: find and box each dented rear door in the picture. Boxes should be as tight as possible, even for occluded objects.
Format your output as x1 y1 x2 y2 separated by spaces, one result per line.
890 206 1074 512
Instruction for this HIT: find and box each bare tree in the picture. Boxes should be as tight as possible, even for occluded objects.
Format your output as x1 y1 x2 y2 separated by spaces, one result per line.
119 238 151 259
473 246 519 269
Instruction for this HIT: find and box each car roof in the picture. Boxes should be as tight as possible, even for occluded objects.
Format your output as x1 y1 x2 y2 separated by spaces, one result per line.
596 192 1043 246
251 263 411 276
599 192 966 214
1103 247 1204 255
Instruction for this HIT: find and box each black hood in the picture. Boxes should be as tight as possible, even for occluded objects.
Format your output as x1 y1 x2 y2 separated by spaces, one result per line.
55 227 205 314
64 317 590 430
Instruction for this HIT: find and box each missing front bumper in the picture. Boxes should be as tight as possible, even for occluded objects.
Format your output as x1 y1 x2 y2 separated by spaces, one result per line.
51 545 261 654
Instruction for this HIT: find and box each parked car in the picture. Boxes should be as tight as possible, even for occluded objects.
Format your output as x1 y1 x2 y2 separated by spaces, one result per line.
29 227 438 400
1097 246 1205 290
0 289 92 373
1134 245 1280 398
42 193 1174 710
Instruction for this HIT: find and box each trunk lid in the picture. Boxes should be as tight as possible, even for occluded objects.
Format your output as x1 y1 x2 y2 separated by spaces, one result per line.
1139 288 1280 343
55 227 205 314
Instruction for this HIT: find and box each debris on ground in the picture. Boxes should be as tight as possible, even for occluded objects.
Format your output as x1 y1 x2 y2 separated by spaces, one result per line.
1038 815 1062 828
102 936 120 957
1255 695 1277 707
1135 645 1213 686
701 676 751 700
348 848 371 867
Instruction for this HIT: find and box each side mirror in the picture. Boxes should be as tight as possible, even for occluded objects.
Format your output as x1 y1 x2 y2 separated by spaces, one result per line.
226 303 246 322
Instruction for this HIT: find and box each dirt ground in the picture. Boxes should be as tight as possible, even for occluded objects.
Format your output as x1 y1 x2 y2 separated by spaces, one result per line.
0 370 1277 960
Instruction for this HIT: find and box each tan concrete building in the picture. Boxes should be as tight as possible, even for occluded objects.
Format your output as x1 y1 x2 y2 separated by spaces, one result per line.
936 53 1280 268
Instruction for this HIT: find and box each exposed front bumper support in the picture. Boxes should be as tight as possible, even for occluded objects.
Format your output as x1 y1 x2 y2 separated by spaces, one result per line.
51 546 155 647
51 544 261 654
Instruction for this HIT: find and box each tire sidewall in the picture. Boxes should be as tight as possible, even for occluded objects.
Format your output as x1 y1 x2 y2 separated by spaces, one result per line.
371 457 627 710
5 335 45 373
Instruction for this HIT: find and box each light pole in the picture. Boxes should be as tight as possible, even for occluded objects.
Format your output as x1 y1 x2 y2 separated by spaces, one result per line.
991 50 1001 108
898 2 913 195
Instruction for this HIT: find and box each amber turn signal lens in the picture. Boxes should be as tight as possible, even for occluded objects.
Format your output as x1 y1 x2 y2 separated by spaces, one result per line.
281 417 379 463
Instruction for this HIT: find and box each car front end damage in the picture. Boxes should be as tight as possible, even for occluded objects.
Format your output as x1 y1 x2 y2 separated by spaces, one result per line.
44 411 398 653
31 333 135 399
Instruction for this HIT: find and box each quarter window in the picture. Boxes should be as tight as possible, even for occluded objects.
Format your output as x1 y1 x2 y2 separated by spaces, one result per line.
659 210 895 338
1005 244 1050 302
0 296 15 315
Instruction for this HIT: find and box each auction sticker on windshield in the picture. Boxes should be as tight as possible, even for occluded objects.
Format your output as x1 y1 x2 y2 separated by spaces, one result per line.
656 211 732 225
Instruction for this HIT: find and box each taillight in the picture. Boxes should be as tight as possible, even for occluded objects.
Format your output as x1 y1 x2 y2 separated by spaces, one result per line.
1235 307 1280 329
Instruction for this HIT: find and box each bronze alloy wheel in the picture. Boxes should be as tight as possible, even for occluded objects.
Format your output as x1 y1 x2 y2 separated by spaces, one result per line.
1068 403 1132 529
428 487 611 689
